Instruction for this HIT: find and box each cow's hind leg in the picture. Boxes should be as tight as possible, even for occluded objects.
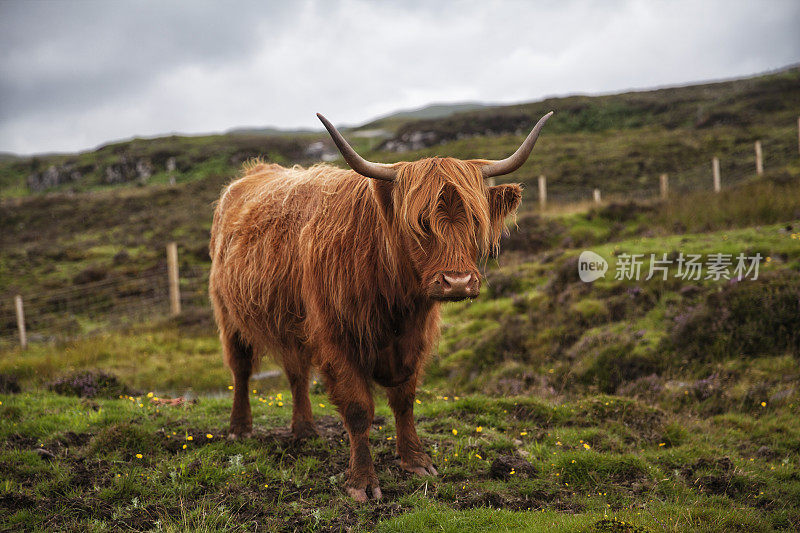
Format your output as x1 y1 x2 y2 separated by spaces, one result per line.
321 354 381 502
225 332 254 439
284 350 317 440
386 375 437 476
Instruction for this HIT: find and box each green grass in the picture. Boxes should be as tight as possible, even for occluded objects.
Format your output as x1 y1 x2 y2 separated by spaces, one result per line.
0 328 238 393
1 389 797 531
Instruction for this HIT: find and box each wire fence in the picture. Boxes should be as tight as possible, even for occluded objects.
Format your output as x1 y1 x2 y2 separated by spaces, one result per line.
527 140 799 210
0 264 209 348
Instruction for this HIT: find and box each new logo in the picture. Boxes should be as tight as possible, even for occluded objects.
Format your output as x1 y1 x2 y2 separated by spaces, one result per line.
578 251 608 282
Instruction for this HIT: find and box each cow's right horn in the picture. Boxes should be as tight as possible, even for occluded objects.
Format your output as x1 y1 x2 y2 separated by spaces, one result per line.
481 111 554 179
317 113 397 182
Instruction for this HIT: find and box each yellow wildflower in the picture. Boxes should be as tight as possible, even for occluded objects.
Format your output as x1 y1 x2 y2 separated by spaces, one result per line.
452 429 458 436
206 433 213 439
135 453 143 459
476 426 483 433
319 403 325 408
583 443 591 450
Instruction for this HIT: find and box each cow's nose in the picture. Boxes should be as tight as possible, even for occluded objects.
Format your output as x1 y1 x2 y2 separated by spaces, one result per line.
441 272 472 291
432 271 480 300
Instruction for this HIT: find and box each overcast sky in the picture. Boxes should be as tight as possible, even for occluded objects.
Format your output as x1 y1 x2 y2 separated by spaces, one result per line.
1 0 798 155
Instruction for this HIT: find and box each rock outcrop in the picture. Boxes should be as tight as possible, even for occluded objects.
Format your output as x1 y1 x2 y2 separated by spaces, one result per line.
26 164 85 191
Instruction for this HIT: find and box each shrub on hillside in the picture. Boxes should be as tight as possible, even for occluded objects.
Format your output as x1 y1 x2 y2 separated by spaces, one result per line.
578 341 665 394
499 214 567 254
469 315 532 371
589 201 655 223
666 271 800 361
72 264 108 285
48 370 137 399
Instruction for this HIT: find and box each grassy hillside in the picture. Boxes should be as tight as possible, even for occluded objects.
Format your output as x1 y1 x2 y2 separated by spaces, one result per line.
1 67 799 531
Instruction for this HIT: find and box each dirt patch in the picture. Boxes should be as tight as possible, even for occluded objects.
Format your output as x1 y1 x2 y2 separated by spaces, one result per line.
0 373 21 393
679 457 759 497
5 433 38 449
0 492 35 511
490 453 537 480
47 431 92 451
591 517 649 532
47 370 138 399
452 489 584 513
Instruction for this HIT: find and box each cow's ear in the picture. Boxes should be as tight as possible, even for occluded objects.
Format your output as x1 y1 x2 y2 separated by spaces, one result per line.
488 183 522 223
371 180 395 223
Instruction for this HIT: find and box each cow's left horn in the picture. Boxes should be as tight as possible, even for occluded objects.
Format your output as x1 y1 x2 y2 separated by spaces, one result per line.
481 111 554 179
317 113 397 182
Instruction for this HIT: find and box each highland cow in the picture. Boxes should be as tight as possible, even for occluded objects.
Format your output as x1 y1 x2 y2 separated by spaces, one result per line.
209 111 552 501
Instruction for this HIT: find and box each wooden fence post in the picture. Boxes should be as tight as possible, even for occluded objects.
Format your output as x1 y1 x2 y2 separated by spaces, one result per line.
167 242 181 316
538 175 547 210
593 188 601 204
755 140 763 176
712 157 721 193
14 295 27 349
659 173 669 199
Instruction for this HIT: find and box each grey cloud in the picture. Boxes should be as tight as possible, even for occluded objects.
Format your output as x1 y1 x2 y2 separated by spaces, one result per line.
0 0 798 154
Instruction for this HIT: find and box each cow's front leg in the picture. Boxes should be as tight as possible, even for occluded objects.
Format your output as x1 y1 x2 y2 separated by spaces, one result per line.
322 359 381 502
386 376 438 476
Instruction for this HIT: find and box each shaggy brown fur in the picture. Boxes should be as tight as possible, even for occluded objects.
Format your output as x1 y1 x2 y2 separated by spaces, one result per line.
209 157 521 501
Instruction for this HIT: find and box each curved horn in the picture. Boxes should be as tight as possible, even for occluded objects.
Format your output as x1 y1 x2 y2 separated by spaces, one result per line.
317 113 397 182
481 111 554 179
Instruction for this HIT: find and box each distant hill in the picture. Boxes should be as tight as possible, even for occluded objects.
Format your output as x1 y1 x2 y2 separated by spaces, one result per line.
356 102 491 131
225 126 316 136
1 65 798 198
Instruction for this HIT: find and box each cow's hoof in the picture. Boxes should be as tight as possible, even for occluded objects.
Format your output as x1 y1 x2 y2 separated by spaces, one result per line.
402 463 438 476
227 430 253 440
346 485 382 502
291 422 319 442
